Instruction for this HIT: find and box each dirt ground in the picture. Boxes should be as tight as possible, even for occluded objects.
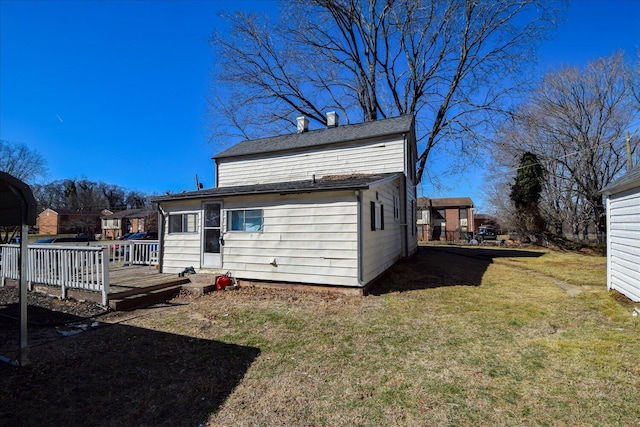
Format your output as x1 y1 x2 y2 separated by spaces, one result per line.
0 244 594 426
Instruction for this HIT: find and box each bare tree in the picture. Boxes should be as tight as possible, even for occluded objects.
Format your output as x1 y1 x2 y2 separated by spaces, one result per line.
491 52 639 242
0 141 47 243
0 140 47 183
209 0 560 182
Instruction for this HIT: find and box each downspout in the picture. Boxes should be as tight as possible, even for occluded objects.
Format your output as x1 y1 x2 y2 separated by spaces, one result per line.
356 190 364 285
402 133 409 258
606 195 612 291
156 202 166 274
214 158 219 188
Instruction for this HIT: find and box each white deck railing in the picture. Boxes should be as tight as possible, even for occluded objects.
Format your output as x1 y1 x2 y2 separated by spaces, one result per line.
0 240 159 306
1 244 110 306
97 240 159 266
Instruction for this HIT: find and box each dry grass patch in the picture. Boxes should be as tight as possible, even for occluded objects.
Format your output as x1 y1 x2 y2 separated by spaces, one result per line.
1 246 637 426
122 248 639 426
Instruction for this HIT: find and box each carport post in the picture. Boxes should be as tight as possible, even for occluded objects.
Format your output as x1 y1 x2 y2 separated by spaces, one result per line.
19 224 29 366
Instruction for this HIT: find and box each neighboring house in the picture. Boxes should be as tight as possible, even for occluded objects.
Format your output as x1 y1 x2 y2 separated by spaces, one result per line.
153 113 418 293
601 166 640 302
36 208 112 236
101 208 157 240
417 197 475 241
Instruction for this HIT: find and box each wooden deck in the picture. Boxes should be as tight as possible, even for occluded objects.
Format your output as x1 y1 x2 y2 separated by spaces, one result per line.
108 266 187 296
23 265 191 307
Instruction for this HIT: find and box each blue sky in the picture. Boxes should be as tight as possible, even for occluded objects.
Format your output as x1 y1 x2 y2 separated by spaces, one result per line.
1 0 639 212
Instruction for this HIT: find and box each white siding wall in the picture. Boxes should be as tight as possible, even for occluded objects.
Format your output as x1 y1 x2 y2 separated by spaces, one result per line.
361 175 405 284
222 192 360 286
217 137 406 187
161 200 202 274
607 188 640 301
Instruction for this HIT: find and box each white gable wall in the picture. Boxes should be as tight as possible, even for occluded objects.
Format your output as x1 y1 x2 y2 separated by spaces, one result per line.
606 188 640 301
160 199 202 273
217 136 407 187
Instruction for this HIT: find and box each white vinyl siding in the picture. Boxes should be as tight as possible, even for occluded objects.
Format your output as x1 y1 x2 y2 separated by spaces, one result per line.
222 192 360 286
217 137 406 187
161 200 202 273
607 188 640 301
361 176 405 284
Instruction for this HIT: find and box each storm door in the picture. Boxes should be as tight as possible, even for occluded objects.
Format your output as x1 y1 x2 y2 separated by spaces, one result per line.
202 202 222 268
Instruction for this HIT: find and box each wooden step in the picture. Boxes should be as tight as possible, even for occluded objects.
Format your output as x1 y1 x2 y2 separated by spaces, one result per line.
108 285 183 311
108 278 190 300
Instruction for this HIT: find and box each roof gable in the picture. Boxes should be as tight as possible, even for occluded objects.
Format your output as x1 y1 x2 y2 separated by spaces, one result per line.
601 165 640 195
214 115 415 160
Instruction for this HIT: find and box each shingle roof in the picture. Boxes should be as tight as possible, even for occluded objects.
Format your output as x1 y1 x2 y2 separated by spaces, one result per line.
152 173 401 202
101 209 156 219
214 115 415 159
417 197 474 208
601 165 640 195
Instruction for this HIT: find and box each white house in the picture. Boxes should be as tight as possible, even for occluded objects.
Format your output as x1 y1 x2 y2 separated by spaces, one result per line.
153 114 418 294
601 165 640 302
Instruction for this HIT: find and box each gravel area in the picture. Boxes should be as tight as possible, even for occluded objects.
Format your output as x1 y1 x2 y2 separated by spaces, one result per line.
0 284 108 324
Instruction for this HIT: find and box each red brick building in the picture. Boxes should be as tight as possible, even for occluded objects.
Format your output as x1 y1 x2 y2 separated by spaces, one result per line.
36 208 111 236
417 197 475 241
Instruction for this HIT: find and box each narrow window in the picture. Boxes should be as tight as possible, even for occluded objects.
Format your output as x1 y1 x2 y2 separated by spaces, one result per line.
371 201 384 231
393 192 400 221
370 202 376 231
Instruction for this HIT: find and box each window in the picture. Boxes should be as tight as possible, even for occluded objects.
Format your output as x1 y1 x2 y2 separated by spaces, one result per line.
393 192 400 221
459 208 468 231
169 213 198 233
370 202 384 231
229 209 263 232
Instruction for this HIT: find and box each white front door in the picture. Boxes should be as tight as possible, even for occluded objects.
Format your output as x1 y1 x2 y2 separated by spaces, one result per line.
202 202 222 268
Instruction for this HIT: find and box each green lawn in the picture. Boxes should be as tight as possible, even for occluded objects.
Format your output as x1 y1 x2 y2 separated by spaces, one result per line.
124 246 640 426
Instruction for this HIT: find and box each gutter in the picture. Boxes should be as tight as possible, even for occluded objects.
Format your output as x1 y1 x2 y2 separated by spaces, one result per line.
156 202 166 274
356 190 364 285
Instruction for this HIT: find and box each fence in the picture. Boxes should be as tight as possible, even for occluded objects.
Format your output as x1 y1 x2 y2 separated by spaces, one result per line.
1 244 110 306
97 240 159 266
0 240 159 306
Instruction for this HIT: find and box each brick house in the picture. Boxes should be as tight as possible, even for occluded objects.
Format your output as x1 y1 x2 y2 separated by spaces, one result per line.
36 208 112 236
417 197 475 241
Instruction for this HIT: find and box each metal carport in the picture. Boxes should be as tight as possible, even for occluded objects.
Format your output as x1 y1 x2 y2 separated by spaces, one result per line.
0 171 37 366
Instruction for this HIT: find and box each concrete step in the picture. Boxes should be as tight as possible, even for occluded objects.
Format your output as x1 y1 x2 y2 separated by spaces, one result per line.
108 285 183 311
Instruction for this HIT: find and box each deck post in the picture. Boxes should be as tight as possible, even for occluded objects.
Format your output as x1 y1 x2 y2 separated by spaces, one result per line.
102 246 110 306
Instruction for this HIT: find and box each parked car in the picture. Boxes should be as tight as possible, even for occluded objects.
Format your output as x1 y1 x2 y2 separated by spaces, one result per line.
118 232 134 240
34 237 57 243
478 225 497 240
33 236 95 244
127 232 158 240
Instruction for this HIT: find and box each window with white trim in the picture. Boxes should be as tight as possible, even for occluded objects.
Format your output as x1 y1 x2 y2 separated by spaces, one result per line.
229 209 263 232
168 213 198 233
393 192 400 221
370 202 384 231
